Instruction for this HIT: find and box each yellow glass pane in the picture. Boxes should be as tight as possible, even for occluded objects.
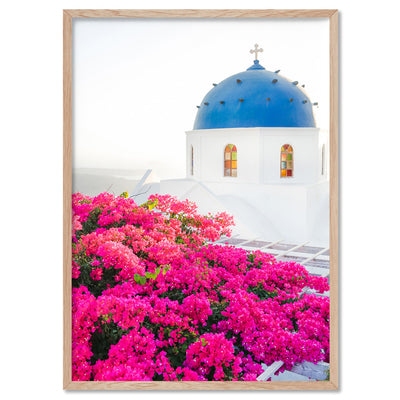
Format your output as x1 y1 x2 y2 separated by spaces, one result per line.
287 161 293 169
281 146 285 152
231 160 237 169
281 170 287 177
288 145 293 151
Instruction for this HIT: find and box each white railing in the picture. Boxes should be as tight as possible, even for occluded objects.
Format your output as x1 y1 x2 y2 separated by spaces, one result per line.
257 360 329 381
215 236 330 279
222 236 331 381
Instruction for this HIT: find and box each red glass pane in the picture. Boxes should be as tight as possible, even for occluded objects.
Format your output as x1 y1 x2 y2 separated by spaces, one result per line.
287 170 292 177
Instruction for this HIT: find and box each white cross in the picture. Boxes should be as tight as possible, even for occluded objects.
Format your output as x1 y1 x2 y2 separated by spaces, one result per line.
250 44 263 60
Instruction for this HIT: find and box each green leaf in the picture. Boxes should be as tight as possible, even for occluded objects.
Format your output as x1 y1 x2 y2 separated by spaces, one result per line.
162 265 171 276
139 276 147 285
141 198 159 211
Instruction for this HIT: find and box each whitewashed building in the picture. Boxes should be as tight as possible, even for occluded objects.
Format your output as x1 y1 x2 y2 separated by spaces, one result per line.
137 46 329 245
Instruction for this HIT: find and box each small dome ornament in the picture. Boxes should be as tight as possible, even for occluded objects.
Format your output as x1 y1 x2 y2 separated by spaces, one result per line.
250 44 263 61
247 44 266 70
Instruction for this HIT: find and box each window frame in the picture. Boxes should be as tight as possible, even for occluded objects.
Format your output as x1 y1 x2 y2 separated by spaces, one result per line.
224 144 237 177
280 144 294 178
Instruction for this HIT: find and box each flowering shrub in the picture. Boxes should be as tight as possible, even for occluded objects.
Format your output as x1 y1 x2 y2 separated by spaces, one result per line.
72 192 329 381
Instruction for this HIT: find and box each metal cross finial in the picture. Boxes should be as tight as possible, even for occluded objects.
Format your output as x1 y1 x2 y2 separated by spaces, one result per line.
250 44 263 60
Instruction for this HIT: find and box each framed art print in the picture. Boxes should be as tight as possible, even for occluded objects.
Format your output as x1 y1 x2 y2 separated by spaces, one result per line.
64 9 338 390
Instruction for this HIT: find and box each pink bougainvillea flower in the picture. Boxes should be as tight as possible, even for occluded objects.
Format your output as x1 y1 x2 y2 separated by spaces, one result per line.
71 192 330 382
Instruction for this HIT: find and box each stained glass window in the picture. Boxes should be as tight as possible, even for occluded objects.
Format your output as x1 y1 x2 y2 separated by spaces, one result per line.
224 144 237 177
281 144 293 178
191 146 194 175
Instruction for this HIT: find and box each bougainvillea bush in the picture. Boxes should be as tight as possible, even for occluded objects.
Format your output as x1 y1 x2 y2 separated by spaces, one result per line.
72 192 330 381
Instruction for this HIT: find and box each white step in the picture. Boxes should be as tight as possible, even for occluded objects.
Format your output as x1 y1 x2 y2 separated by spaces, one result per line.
291 361 329 380
270 370 315 381
257 360 329 381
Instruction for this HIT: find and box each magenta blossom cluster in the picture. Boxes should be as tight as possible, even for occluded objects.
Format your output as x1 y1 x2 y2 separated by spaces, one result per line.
72 192 330 381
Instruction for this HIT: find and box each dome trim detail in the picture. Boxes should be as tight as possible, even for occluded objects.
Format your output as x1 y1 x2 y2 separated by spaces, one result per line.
193 62 316 130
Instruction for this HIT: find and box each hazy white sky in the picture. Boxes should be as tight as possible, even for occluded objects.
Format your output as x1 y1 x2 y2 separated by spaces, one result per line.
73 18 329 178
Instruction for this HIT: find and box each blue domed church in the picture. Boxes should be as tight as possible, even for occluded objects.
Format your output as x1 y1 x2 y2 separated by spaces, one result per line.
193 61 316 130
157 45 328 244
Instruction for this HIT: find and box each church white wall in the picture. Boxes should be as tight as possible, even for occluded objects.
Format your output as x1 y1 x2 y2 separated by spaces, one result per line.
260 128 321 184
187 127 324 185
305 181 330 245
318 129 329 182
156 176 329 244
186 128 261 183
183 127 329 244
207 181 308 241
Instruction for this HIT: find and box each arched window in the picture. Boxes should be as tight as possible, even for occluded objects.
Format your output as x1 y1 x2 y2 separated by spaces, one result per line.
224 144 237 177
190 145 194 175
281 144 293 177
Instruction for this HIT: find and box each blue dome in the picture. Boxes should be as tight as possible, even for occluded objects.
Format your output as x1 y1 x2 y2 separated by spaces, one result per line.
193 60 316 129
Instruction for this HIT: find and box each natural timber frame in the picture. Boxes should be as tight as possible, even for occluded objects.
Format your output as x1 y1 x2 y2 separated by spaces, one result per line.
63 9 339 390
